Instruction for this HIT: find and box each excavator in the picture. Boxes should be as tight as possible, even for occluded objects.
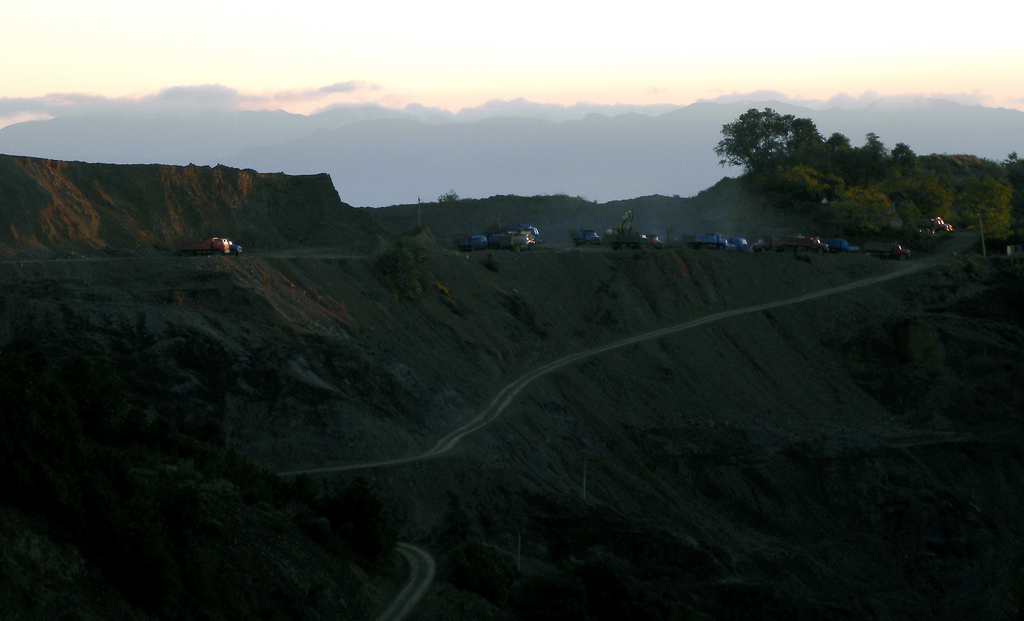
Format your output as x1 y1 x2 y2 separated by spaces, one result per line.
604 210 645 249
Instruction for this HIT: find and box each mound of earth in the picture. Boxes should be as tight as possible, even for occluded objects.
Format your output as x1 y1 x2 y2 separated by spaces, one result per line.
0 154 388 257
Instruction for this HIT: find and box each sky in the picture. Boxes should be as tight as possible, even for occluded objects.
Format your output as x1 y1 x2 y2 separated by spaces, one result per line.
3 0 1023 127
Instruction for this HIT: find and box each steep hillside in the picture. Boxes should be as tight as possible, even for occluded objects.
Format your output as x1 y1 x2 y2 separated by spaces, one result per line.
1 158 1022 619
0 154 388 257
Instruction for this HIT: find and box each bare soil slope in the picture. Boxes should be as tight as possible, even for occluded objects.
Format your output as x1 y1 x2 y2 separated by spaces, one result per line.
0 154 387 256
1 157 1022 619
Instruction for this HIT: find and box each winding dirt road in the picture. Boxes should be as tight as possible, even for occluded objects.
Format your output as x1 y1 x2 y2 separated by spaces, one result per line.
278 254 938 477
374 543 436 621
278 249 961 620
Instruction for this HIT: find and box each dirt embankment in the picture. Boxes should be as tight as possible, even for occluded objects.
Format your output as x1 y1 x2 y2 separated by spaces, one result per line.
4 236 1023 619
2 157 1022 619
0 154 388 257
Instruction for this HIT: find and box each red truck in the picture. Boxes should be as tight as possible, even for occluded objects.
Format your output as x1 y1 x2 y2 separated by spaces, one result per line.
863 241 910 260
178 237 240 255
752 235 828 253
916 217 953 233
644 234 665 249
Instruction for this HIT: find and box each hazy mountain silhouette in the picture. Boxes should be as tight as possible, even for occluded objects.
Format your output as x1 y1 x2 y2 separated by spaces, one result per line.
2 99 1022 207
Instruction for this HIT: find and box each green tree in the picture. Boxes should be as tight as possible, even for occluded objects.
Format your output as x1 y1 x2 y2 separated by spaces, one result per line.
786 117 826 168
1003 152 1024 223
959 176 1013 237
714 108 801 174
438 189 460 203
825 132 852 151
890 143 919 173
843 133 890 185
829 185 895 232
772 164 844 204
885 168 953 226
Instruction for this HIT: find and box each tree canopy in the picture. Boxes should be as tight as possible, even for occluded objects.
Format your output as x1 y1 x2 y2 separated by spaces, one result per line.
714 108 799 174
714 108 1022 240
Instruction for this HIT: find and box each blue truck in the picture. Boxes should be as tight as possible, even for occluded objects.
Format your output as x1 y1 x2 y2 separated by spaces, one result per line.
572 229 602 246
821 238 853 253
457 235 489 251
689 233 730 249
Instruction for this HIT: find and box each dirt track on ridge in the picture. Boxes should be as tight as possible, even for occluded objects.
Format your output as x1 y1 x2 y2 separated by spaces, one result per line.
280 246 947 477
287 238 981 621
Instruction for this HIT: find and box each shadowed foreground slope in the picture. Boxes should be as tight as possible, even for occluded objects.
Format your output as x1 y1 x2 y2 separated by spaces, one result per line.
1 158 1022 619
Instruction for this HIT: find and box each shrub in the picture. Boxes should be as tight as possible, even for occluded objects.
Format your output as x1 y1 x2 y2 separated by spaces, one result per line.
373 238 429 299
438 189 460 203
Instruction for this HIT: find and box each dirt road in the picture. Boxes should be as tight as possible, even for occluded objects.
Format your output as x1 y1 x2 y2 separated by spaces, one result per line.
374 543 436 621
278 251 943 477
279 249 962 620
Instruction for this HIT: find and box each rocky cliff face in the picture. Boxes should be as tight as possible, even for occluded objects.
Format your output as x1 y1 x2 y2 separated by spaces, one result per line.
0 154 387 256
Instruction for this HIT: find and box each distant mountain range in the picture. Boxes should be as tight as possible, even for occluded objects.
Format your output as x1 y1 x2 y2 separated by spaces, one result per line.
2 99 1022 207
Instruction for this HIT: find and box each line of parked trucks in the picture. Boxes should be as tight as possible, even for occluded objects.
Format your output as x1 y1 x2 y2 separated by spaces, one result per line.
584 210 664 250
456 214 668 253
458 224 540 252
455 211 948 260
750 236 910 259
567 228 911 260
684 234 910 259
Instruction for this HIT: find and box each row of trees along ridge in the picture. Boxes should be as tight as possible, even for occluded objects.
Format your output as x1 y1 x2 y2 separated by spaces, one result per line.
714 107 1024 240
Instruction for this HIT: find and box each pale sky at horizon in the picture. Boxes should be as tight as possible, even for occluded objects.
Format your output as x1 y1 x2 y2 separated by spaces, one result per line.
3 0 1023 121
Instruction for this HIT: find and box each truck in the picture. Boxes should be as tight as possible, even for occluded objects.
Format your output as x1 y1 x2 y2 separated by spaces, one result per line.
487 232 535 251
752 235 827 253
821 238 853 253
572 229 602 246
605 211 645 249
178 237 239 255
689 233 730 250
644 234 664 249
863 241 911 260
916 216 954 233
784 235 828 253
727 237 750 251
508 224 542 242
457 234 489 251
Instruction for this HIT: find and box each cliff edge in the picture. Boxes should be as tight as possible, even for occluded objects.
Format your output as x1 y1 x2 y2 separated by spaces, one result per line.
0 154 388 256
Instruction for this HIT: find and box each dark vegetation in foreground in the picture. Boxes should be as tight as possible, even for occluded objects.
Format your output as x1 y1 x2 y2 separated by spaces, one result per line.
0 339 396 620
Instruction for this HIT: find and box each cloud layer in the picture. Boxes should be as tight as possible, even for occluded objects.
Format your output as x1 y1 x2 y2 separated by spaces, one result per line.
1 84 1008 131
